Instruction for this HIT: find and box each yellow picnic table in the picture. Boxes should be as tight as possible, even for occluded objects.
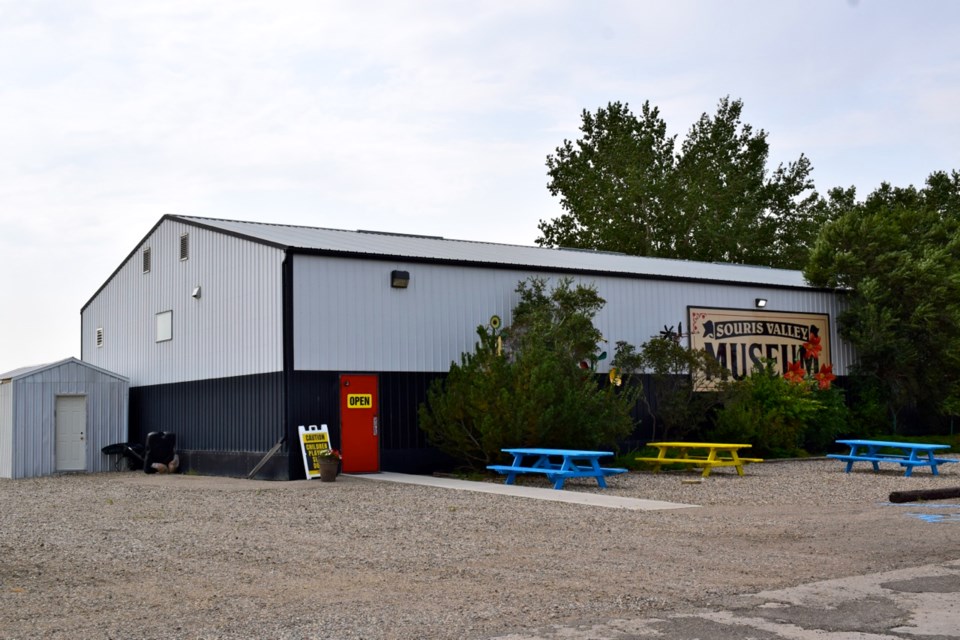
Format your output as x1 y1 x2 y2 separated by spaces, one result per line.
636 442 763 477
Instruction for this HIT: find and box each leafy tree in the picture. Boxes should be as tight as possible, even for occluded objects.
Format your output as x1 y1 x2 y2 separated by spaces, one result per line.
636 335 729 441
418 277 641 470
804 171 960 426
538 97 827 268
539 101 678 257
504 276 604 363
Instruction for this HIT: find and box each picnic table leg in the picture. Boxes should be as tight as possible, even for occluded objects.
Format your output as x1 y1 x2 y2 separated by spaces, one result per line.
842 445 855 473
587 458 609 488
700 448 716 478
926 450 939 476
730 450 746 476
650 447 668 473
502 452 527 484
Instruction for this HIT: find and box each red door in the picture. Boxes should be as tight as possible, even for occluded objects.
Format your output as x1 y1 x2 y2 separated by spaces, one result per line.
339 374 380 473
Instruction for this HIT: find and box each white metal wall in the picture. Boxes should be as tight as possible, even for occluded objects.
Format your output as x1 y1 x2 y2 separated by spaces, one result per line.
292 256 854 374
82 220 286 386
0 383 12 478
0 361 128 479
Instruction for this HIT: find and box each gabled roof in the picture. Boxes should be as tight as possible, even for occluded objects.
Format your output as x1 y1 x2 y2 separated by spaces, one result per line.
0 357 128 382
84 213 822 313
174 215 814 288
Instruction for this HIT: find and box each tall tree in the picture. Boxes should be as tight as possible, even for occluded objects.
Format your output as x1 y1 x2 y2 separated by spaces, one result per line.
804 171 960 425
418 277 640 469
539 97 826 268
540 101 677 256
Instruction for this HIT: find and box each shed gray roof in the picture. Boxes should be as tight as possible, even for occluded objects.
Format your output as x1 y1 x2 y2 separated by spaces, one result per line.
0 357 129 382
175 215 814 289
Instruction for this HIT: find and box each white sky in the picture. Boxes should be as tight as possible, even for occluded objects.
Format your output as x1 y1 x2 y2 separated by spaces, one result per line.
1 0 959 374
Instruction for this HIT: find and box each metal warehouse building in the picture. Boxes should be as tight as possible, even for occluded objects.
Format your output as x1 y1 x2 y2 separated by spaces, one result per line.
0 358 129 479
80 215 852 480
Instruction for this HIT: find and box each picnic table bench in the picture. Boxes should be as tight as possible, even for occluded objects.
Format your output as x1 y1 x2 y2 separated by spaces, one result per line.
827 439 957 477
487 448 628 490
635 442 763 477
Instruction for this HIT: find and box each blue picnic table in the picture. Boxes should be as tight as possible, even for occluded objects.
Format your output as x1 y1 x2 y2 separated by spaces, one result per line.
827 439 957 477
486 448 628 490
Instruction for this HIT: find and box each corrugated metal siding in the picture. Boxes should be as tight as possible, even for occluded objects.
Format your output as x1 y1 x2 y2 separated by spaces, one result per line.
82 219 285 386
129 372 284 452
293 256 854 375
2 360 128 479
0 383 12 478
286 370 450 476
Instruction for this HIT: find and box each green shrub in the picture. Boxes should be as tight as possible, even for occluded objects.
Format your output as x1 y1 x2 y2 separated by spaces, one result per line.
418 277 641 471
710 360 848 457
637 336 728 441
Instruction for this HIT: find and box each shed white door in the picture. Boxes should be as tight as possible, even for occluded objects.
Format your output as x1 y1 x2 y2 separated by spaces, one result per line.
55 396 87 471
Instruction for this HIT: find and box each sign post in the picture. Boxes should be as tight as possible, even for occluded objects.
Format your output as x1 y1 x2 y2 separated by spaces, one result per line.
298 424 332 480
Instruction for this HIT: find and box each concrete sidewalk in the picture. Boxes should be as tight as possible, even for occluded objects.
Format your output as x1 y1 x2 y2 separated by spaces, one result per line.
349 471 696 511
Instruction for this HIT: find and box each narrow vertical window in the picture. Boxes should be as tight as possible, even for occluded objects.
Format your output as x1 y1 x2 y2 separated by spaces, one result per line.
179 233 189 261
96 328 104 347
156 310 173 342
142 247 152 273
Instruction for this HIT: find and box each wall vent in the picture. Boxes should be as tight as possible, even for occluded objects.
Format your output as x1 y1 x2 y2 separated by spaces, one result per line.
96 328 104 347
179 233 189 261
142 247 152 273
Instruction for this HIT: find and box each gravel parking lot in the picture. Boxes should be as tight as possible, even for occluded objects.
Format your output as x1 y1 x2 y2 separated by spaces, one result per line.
2 458 959 639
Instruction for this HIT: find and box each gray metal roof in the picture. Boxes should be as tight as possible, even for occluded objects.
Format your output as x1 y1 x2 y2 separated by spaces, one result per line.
0 357 129 382
175 215 814 289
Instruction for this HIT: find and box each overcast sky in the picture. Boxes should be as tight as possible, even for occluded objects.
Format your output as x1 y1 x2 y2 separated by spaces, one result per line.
1 0 959 374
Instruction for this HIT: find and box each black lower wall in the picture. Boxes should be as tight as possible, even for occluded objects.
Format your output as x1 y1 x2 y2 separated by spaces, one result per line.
286 370 455 478
129 372 289 478
129 370 455 480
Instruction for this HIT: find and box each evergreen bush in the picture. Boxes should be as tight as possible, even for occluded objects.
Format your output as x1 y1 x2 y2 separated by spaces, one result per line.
418 277 641 470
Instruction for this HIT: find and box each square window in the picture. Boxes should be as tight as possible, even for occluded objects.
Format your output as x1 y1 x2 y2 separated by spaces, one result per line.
156 310 172 342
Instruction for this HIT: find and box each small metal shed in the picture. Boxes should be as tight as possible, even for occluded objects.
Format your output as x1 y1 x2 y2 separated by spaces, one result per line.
0 357 129 479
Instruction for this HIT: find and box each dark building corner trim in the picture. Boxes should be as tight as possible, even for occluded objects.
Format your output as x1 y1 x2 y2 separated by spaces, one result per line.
281 251 297 477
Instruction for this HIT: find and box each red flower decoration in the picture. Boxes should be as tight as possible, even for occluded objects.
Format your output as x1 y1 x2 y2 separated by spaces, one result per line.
814 364 836 390
802 334 822 360
784 360 807 384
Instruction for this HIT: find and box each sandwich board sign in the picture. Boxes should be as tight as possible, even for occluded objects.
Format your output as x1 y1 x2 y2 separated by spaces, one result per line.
298 424 332 479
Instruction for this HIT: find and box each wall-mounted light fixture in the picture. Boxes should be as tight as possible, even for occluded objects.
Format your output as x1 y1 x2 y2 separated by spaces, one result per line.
192 286 202 299
755 298 767 308
390 270 410 289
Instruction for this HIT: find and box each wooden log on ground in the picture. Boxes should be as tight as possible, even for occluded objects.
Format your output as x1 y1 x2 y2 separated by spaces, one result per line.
889 487 960 503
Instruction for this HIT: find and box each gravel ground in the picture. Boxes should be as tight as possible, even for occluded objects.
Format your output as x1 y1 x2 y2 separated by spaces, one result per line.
2 458 960 640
